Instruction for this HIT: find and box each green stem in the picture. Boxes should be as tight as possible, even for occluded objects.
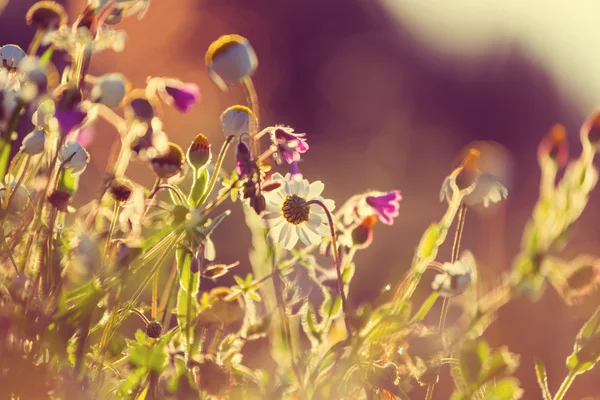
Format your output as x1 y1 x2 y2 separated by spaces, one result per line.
0 101 25 180
28 28 45 55
197 135 234 206
241 77 260 155
554 370 577 400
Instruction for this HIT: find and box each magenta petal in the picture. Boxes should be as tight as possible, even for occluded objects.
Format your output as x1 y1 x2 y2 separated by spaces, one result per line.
366 190 402 225
165 83 200 113
290 161 303 179
55 108 87 136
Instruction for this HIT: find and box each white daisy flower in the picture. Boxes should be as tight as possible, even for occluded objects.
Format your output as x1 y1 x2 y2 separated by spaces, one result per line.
261 173 335 250
431 255 474 297
58 142 90 176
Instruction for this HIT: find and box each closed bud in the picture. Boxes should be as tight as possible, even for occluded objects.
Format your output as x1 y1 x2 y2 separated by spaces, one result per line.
203 261 239 280
205 34 258 91
250 193 266 214
91 73 129 108
149 142 184 179
351 215 377 249
221 105 253 138
538 124 568 167
20 129 46 155
187 133 211 170
146 320 162 338
26 1 68 30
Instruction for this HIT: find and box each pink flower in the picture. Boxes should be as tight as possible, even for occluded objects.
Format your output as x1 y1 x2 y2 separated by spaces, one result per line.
365 190 402 225
235 141 255 178
55 108 87 136
164 82 200 113
270 126 309 164
290 161 303 180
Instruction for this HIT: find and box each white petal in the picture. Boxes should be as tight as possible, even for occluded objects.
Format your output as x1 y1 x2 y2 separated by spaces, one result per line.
297 225 320 245
268 220 285 242
261 212 282 227
307 181 325 198
322 198 335 212
271 172 285 182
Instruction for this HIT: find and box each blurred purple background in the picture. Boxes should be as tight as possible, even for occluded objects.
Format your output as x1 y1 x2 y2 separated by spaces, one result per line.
2 0 600 397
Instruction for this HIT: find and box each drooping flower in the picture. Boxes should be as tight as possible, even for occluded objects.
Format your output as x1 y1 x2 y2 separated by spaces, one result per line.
162 80 200 113
0 45 26 70
269 126 309 165
205 34 258 91
18 56 48 100
26 1 69 32
149 142 184 179
187 133 211 170
58 142 90 176
91 73 129 108
351 215 377 249
20 129 46 155
0 174 30 213
262 173 334 249
221 105 253 138
365 190 402 225
235 141 255 179
431 255 474 297
129 118 169 159
123 89 158 121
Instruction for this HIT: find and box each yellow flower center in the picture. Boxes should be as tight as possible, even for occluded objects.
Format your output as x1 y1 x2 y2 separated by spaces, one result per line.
282 194 310 225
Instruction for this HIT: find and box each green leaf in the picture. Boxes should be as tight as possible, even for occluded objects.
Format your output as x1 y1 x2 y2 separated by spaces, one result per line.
301 303 321 345
534 359 552 400
409 292 439 324
189 167 209 207
341 262 355 284
40 47 54 66
57 168 78 193
459 339 488 386
567 305 600 374
320 294 342 322
479 346 520 384
176 247 199 295
482 378 523 400
417 223 440 261
0 138 11 180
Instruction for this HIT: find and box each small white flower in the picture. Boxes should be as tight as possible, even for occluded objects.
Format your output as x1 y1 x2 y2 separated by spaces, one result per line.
91 73 129 108
0 174 30 213
262 173 335 250
31 99 56 128
18 56 47 100
0 45 26 70
206 35 258 91
440 173 508 207
20 129 46 155
58 142 90 176
221 105 253 138
432 255 474 297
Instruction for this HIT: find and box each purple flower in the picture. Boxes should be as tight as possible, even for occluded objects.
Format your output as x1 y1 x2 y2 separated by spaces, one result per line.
164 82 200 113
290 161 303 180
270 126 309 164
365 190 402 225
235 141 255 178
54 108 87 136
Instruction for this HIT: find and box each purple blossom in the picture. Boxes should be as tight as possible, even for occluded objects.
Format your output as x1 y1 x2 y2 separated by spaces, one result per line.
164 83 200 113
235 141 255 178
270 127 309 164
365 190 402 225
290 161 302 180
54 108 87 136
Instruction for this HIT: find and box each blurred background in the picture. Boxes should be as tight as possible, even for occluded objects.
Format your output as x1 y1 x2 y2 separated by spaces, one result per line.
2 0 600 397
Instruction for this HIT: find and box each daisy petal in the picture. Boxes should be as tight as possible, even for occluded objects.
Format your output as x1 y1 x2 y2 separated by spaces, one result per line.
308 181 325 198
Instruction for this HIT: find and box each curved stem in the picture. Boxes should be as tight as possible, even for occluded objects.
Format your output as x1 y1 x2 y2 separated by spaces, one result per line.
241 77 260 156
28 28 45 55
148 184 185 204
306 199 353 336
197 135 234 207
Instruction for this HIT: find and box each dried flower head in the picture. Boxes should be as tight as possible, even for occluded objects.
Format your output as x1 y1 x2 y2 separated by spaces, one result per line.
149 142 184 179
187 133 211 170
205 34 258 90
146 320 162 338
26 1 68 31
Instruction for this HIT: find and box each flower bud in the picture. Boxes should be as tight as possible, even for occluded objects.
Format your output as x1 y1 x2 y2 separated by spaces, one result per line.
0 44 26 70
581 109 600 148
108 178 134 203
146 320 162 339
455 148 480 190
149 142 184 179
221 105 253 138
20 129 46 155
91 73 129 108
186 133 211 170
47 189 75 213
205 34 258 91
538 124 568 167
58 142 90 176
351 215 377 249
26 1 68 30
123 89 157 122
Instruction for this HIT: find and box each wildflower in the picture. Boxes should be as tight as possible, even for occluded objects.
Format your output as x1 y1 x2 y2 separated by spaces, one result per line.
53 85 87 135
147 77 200 113
290 161 303 180
261 173 334 249
187 133 211 170
431 255 474 297
58 142 90 176
90 73 129 108
149 142 184 179
26 1 69 31
269 126 309 164
440 148 508 207
235 141 255 179
47 189 75 213
538 124 569 167
123 89 157 121
20 129 46 156
0 175 29 213
108 178 134 203
351 215 377 249
0 45 26 70
205 34 258 90
221 105 253 138
365 190 402 225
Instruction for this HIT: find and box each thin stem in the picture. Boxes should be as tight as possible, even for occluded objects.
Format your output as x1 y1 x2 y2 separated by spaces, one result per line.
426 202 468 400
241 77 260 137
152 271 159 320
554 369 577 400
148 184 185 204
197 135 235 206
28 29 45 55
306 199 353 336
104 201 120 265
1 234 18 273
159 260 178 330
